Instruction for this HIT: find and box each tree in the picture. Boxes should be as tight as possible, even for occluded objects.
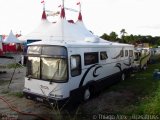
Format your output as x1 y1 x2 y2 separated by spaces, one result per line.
109 31 118 41
100 33 110 41
120 29 127 43
120 29 127 37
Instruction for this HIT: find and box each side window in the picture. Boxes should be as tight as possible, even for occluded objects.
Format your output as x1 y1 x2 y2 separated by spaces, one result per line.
125 50 128 57
121 50 124 57
84 52 98 65
100 51 108 60
129 50 133 57
70 55 81 77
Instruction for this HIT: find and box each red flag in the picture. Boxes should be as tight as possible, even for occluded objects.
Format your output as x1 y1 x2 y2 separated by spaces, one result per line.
41 0 44 3
77 2 80 5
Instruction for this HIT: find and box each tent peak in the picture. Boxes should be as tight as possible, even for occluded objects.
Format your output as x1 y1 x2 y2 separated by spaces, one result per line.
41 0 47 20
78 12 82 21
60 0 65 19
60 8 65 18
77 2 82 21
42 10 47 20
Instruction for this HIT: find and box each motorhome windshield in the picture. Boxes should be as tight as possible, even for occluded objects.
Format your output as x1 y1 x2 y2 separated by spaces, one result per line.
26 46 68 82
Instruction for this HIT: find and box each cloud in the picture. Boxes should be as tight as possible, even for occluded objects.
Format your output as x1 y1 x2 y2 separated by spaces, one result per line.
139 24 160 30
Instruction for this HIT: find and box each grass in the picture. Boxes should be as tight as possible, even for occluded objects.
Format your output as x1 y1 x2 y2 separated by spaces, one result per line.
0 80 9 86
78 55 160 117
9 92 24 98
107 61 160 114
7 63 23 69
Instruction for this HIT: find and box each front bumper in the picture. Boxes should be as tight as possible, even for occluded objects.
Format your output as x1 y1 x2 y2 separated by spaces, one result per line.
23 90 69 106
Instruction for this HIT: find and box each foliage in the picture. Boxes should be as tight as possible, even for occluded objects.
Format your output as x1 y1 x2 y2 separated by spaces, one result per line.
9 92 24 98
100 29 160 47
7 63 22 69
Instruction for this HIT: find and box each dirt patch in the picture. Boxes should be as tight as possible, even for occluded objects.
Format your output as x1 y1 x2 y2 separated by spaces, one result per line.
80 90 136 114
0 67 57 120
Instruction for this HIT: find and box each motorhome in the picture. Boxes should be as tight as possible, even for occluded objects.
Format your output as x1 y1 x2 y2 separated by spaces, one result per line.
23 3 134 104
133 47 151 70
23 40 134 103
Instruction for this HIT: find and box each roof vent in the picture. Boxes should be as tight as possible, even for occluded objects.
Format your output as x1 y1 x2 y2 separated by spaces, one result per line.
84 37 100 43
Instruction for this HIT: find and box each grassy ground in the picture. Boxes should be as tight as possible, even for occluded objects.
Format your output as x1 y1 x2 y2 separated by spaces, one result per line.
77 55 160 119
1 55 160 120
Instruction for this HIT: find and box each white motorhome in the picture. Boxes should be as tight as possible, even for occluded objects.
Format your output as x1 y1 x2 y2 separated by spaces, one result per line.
23 3 134 104
23 41 134 104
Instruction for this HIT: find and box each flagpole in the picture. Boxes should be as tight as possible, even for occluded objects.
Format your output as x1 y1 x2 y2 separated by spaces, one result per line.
61 0 65 42
41 0 45 11
79 3 81 12
62 0 64 8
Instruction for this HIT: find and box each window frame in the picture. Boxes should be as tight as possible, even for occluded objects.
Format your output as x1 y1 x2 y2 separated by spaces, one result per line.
70 55 82 77
125 50 128 57
121 50 124 57
129 50 133 57
100 51 108 60
84 52 99 66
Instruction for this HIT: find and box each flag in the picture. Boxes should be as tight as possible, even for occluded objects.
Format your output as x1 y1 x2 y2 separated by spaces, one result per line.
41 0 44 3
77 2 80 5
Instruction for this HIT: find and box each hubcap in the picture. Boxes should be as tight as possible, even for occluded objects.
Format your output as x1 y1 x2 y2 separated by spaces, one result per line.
84 89 90 101
122 73 125 81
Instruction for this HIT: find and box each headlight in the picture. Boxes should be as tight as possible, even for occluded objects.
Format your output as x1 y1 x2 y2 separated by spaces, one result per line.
49 93 63 99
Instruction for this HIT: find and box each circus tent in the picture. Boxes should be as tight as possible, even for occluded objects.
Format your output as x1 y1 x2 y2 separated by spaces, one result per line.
19 6 52 44
3 30 23 52
19 1 110 45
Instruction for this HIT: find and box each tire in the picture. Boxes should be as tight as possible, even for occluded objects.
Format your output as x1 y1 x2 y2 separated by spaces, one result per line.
83 88 91 101
121 73 125 81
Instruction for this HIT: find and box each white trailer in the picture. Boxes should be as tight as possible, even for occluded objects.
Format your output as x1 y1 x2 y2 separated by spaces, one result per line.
23 40 134 104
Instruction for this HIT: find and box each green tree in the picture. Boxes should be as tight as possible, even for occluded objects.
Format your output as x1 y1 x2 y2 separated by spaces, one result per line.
109 31 118 41
100 33 110 40
120 29 127 43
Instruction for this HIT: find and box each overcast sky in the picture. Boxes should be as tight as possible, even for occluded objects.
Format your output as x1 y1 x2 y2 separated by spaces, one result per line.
0 0 160 37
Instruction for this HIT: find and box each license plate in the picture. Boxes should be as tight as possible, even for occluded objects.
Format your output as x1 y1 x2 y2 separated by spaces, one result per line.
36 97 43 102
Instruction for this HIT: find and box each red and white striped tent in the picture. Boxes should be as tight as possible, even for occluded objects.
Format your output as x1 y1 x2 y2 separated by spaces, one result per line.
2 30 23 53
19 1 109 44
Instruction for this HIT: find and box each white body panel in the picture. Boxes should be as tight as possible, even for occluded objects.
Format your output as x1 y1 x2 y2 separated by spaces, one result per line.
24 41 134 101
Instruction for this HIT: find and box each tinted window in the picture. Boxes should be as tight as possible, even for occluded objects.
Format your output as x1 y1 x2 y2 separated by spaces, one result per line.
100 51 108 60
125 50 128 57
70 55 81 77
42 46 67 56
129 50 133 57
84 52 98 65
121 50 124 57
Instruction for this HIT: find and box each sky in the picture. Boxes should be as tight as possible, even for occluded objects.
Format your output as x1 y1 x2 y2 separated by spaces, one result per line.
0 0 160 37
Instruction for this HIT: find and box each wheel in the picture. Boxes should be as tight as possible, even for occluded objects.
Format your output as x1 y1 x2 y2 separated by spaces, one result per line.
121 73 125 81
83 88 91 101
